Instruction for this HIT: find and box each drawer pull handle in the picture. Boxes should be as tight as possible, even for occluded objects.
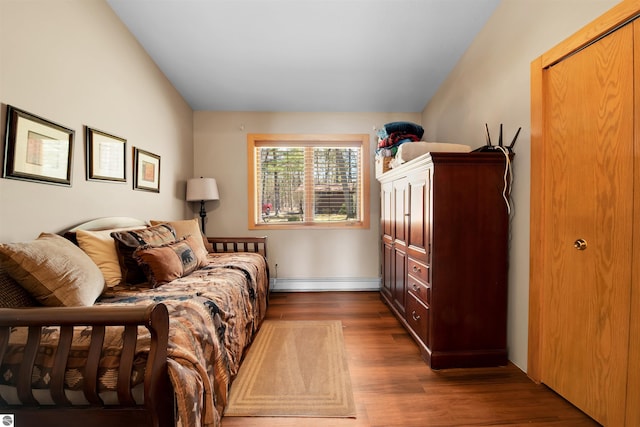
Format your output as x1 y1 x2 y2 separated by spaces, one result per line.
412 265 421 273
412 283 420 292
412 311 421 321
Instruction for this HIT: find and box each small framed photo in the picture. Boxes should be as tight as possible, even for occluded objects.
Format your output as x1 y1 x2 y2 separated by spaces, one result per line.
3 105 74 186
133 147 160 192
85 127 126 182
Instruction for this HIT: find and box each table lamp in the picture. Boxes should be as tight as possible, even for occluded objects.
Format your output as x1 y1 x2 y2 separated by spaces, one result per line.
186 177 219 233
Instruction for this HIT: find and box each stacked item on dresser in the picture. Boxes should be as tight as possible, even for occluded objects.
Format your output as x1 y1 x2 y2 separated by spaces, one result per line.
376 121 425 155
375 121 424 177
375 121 472 177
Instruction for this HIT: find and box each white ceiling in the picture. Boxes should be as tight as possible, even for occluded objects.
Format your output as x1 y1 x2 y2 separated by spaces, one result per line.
107 0 500 113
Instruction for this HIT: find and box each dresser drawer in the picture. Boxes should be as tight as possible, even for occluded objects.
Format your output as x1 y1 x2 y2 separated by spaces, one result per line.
406 294 429 344
408 275 431 306
407 257 429 283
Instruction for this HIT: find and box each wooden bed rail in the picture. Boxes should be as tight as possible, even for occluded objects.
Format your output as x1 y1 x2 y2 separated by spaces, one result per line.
208 236 267 259
0 303 173 427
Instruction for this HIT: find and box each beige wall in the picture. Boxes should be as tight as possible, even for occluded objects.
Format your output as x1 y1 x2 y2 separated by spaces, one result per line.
421 0 620 371
0 0 194 242
1 0 623 370
194 111 419 285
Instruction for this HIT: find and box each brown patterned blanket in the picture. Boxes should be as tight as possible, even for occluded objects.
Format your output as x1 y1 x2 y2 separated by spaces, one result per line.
0 252 269 427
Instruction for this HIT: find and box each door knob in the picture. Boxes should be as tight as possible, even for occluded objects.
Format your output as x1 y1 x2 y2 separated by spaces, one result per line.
574 239 587 250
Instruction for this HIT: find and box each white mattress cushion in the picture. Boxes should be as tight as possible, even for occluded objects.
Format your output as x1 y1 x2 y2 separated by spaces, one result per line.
395 141 471 164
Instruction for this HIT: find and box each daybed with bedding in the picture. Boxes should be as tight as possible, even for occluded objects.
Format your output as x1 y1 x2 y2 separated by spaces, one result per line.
0 217 269 427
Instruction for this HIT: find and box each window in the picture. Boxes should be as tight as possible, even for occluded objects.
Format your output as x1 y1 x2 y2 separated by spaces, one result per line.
248 134 370 229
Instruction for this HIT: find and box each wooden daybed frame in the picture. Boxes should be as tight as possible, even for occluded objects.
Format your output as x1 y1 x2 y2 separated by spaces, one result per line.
0 220 267 427
0 303 173 427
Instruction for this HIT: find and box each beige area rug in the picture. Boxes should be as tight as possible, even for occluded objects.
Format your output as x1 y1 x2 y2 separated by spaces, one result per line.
225 320 356 418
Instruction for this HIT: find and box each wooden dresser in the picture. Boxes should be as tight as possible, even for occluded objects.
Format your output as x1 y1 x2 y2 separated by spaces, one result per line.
378 152 510 369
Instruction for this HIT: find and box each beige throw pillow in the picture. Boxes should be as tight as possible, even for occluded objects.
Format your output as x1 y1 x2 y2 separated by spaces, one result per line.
76 227 142 287
0 233 105 307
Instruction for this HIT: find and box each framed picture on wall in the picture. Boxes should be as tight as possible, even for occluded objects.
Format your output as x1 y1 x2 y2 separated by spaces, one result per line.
133 147 160 192
3 105 74 186
85 127 126 182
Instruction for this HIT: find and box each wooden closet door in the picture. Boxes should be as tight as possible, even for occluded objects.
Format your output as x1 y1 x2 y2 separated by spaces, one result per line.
541 23 634 425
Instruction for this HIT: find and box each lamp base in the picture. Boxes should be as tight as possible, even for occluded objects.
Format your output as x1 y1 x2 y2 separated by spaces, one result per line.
198 200 207 234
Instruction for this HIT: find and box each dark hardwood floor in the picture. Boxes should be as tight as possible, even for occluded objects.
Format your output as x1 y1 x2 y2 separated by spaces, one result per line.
222 292 599 427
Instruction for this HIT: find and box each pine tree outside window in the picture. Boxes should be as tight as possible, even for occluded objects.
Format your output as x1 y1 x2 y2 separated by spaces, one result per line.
248 134 370 229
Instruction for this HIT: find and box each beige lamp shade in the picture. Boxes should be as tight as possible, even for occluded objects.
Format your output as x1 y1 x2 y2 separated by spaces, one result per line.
186 177 219 201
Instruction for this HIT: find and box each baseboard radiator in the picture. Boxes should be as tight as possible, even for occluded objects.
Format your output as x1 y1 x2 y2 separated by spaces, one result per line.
270 277 381 292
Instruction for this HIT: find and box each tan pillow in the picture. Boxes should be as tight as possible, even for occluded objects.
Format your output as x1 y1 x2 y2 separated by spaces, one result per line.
134 235 209 287
76 227 143 287
0 233 105 307
150 219 212 252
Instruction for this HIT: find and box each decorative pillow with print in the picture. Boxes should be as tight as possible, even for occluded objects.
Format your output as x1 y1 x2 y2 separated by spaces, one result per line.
133 234 209 287
149 218 212 253
111 224 177 285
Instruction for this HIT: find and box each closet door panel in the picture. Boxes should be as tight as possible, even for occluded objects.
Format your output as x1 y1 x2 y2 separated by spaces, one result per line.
541 23 633 426
393 179 407 245
381 182 394 299
626 20 640 427
382 182 393 238
408 176 426 252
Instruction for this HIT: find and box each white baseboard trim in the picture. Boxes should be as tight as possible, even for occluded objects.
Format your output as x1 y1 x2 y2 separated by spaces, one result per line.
270 277 381 292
